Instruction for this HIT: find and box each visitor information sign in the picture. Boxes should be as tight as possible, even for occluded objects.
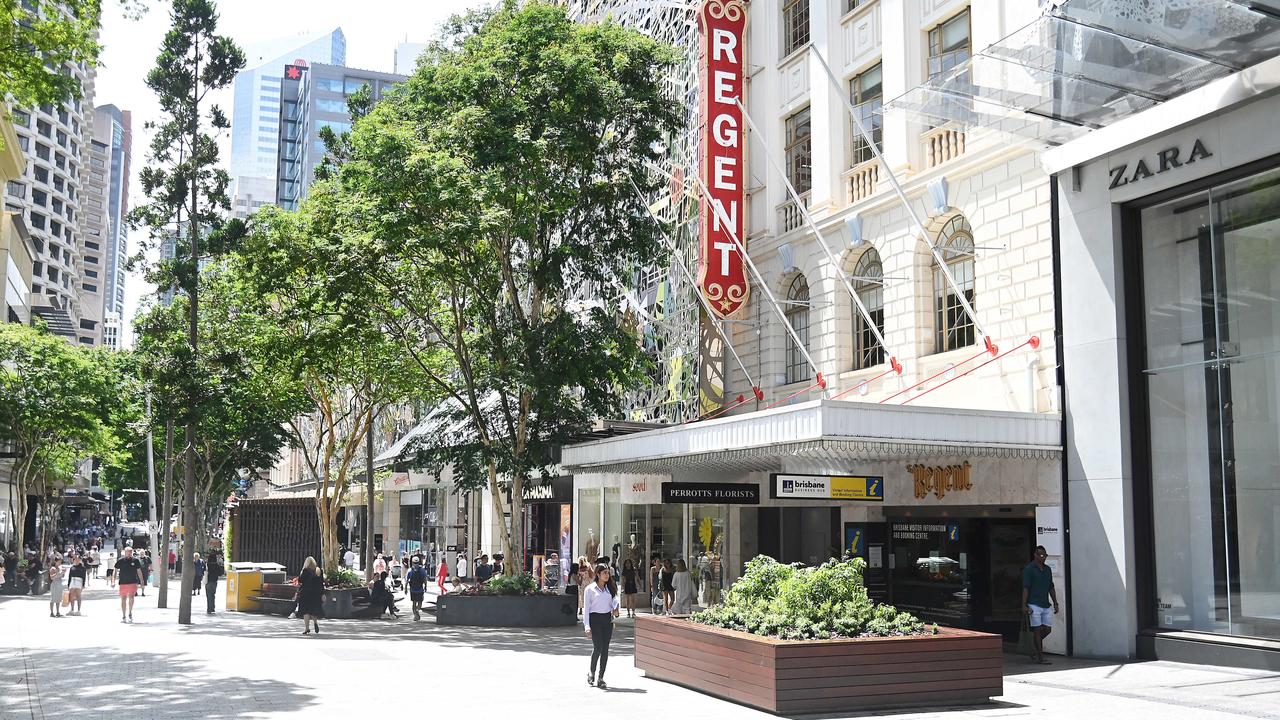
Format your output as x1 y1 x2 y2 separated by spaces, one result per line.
697 0 749 317
771 474 885 502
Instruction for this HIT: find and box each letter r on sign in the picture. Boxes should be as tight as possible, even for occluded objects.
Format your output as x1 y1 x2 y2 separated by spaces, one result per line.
712 28 738 63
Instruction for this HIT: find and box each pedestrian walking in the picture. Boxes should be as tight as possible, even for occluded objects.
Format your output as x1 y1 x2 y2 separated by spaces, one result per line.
373 553 387 576
168 548 176 574
86 547 99 586
115 547 143 623
436 556 449 596
205 555 223 614
475 554 493 584
1022 545 1060 665
297 556 325 635
660 558 675 614
620 559 638 618
583 562 619 689
138 550 151 596
671 558 693 614
46 557 64 618
343 546 356 570
192 553 205 596
105 551 116 588
576 556 593 617
406 556 428 621
67 555 87 615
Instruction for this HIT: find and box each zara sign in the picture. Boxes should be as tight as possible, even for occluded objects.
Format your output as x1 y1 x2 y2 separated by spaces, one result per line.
697 0 749 317
1108 138 1213 190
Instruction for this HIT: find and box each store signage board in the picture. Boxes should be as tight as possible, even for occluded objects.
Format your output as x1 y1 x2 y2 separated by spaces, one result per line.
662 482 760 505
907 462 973 500
521 476 573 504
1036 505 1064 556
697 0 749 317
771 474 884 502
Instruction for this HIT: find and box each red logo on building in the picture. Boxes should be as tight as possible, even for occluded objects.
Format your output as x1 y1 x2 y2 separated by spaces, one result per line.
697 0 749 317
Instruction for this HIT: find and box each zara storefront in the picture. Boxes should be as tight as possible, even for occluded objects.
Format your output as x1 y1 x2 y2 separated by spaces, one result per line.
1052 56 1280 667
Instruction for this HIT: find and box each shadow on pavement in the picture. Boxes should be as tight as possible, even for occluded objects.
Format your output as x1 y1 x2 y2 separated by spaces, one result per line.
171 608 639 657
1 645 317 718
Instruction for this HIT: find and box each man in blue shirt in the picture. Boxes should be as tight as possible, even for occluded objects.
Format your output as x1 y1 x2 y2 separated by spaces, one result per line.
1022 545 1060 664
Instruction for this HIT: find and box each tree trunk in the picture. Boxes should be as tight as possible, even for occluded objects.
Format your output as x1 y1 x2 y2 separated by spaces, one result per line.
158 421 174 608
364 410 376 581
508 484 524 576
485 461 515 575
179 424 196 623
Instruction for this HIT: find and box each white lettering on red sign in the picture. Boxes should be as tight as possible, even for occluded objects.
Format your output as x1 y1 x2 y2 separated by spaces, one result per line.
698 0 749 317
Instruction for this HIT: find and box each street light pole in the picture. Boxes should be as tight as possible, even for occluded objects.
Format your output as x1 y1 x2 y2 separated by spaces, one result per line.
364 408 376 581
145 395 158 570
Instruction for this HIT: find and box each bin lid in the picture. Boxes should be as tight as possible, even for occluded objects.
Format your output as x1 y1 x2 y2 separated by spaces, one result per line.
254 563 287 571
227 562 258 571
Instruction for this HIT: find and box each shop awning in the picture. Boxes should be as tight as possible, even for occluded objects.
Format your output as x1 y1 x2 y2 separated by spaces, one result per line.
883 0 1280 147
561 401 1061 474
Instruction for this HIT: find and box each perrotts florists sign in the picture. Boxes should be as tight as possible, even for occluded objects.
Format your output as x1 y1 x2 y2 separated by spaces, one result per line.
697 0 749 317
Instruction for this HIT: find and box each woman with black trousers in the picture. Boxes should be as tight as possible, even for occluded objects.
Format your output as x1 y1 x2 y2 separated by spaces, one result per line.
297 556 325 635
583 562 620 689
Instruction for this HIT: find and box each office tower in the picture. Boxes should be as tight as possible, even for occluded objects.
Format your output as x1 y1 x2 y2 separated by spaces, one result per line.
229 28 346 203
394 41 428 75
83 104 130 349
275 62 405 210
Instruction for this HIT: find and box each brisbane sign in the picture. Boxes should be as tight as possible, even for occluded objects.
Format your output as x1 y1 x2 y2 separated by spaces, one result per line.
698 0 749 317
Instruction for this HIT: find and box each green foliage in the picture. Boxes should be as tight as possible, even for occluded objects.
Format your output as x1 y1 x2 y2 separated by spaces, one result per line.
692 556 933 641
324 568 363 590
0 324 131 550
470 572 541 596
0 0 103 113
222 517 232 567
313 1 681 571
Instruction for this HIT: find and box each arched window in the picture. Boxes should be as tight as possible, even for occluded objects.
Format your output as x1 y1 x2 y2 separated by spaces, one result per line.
933 214 976 353
785 274 811 384
852 248 885 369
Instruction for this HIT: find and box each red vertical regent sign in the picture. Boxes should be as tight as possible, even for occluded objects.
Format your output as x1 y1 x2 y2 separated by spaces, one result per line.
698 0 749 318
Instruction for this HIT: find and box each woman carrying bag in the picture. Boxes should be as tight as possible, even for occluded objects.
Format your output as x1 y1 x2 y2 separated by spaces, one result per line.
297 556 325 636
47 557 64 618
583 562 619 689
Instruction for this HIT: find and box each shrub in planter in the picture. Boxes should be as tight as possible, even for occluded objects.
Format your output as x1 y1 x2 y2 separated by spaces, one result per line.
323 568 364 590
692 555 935 640
451 572 559 597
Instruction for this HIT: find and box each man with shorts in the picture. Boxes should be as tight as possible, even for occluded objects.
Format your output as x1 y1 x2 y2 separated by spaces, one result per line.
115 547 144 623
405 556 428 621
1022 545 1060 664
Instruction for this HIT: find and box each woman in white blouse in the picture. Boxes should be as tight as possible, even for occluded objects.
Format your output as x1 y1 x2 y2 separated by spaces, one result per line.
670 558 693 614
583 562 620 689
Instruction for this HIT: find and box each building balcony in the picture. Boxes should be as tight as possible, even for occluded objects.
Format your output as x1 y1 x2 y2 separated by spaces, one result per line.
923 124 966 168
845 159 880 204
777 192 810 235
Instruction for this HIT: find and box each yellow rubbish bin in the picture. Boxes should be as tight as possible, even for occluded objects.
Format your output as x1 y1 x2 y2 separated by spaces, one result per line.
225 562 263 612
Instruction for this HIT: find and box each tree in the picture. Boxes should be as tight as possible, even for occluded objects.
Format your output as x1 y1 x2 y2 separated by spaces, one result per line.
0 0 102 110
329 3 680 571
129 0 244 624
228 198 416 574
0 324 125 552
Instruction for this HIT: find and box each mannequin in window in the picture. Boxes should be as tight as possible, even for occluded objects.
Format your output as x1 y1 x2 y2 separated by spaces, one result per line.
585 529 599 564
611 535 621 571
626 534 643 590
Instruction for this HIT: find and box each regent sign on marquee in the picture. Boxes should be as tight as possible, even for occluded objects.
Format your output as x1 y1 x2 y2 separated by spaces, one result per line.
697 0 749 317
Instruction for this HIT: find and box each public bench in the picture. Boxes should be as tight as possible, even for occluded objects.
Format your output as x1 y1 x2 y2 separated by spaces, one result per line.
251 582 299 616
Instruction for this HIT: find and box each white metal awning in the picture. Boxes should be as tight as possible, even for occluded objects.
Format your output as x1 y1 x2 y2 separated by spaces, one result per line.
884 0 1280 146
561 400 1061 474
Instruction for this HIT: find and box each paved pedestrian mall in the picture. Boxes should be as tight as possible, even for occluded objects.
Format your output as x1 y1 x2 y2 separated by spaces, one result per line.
1 586 1278 720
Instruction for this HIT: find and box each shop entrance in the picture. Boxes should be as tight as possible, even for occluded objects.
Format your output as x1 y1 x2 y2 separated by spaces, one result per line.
887 515 1034 641
754 507 841 566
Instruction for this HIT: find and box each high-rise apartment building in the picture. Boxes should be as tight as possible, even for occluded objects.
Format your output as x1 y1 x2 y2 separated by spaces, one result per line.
230 28 346 199
3 10 98 343
82 105 131 349
275 62 405 210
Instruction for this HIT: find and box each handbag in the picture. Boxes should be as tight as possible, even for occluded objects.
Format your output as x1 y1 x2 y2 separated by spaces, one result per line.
1017 615 1034 655
61 589 71 607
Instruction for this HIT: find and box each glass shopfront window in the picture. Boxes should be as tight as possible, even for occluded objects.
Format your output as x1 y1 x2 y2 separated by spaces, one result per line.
1138 164 1280 640
604 486 622 566
688 504 728 606
622 504 647 590
577 488 602 562
399 490 423 554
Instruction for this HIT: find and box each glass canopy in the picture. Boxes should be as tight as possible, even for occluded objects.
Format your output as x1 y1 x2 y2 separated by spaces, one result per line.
883 0 1280 146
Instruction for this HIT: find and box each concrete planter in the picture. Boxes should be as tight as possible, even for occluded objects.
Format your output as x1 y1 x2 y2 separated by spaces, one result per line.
436 593 577 627
635 615 1003 714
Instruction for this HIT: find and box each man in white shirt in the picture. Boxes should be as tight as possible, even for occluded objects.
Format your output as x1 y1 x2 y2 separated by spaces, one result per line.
343 547 357 571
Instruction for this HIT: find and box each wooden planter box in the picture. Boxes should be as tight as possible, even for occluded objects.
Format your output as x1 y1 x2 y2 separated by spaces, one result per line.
436 593 577 627
635 615 1003 714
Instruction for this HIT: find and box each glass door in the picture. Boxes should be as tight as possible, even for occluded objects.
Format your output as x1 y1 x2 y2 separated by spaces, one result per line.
1139 165 1280 640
